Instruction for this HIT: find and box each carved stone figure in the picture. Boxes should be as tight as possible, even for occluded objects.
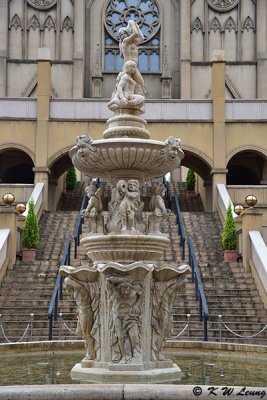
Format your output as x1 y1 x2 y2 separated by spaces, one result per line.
160 136 183 161
108 61 145 112
118 20 144 90
64 276 100 361
76 134 97 160
151 270 189 361
117 179 142 232
148 184 169 235
82 184 104 234
106 274 144 364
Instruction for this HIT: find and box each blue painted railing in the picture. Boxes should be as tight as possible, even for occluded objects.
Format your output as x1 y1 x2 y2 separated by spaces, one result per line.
48 234 71 341
74 191 87 259
174 192 186 260
188 235 209 341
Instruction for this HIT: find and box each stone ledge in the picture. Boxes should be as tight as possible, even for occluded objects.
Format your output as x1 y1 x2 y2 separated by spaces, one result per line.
0 385 266 400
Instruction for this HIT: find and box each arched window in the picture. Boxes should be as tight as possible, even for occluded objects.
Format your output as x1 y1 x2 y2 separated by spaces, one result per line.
104 0 160 72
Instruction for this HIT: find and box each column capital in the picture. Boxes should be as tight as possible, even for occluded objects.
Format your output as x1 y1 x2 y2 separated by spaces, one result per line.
211 168 228 175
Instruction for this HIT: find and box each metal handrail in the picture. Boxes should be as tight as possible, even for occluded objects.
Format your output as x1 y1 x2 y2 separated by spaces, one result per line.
48 234 71 341
188 235 209 341
163 177 172 209
74 191 87 259
174 192 186 260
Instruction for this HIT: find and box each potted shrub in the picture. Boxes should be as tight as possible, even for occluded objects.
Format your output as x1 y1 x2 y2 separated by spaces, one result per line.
22 197 39 262
66 167 77 196
222 203 238 263
185 169 196 198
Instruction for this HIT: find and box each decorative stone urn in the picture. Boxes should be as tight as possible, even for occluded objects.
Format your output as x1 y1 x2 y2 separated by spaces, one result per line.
60 20 190 383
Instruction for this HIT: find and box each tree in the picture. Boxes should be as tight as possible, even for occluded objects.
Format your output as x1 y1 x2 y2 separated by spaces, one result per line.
22 197 40 249
66 167 77 190
185 169 196 191
222 203 237 250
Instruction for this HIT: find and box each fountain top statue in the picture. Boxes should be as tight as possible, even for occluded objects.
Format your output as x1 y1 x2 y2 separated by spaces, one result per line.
108 20 145 113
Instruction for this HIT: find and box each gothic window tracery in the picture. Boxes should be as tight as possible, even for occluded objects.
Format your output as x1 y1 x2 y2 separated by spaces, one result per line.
9 14 23 30
104 0 160 72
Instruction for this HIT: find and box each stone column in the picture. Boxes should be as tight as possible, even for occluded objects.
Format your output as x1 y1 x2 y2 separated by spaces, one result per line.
241 209 262 272
0 206 18 275
0 0 8 96
211 52 227 211
256 0 267 98
35 48 51 211
73 0 85 98
180 0 191 98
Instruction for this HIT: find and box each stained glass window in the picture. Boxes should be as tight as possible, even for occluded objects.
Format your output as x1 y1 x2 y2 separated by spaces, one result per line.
104 0 160 72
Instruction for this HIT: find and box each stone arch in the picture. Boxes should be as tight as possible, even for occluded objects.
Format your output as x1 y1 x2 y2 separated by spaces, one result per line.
0 145 35 183
48 146 74 180
180 145 213 181
226 148 267 185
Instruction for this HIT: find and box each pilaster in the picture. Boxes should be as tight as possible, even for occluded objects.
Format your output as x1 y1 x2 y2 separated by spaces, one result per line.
211 53 226 211
180 0 191 99
73 0 85 98
0 0 8 96
256 0 267 98
241 209 262 272
35 48 51 211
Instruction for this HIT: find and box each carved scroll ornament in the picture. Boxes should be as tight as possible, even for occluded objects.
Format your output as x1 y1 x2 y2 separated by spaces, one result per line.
207 0 239 12
26 0 57 10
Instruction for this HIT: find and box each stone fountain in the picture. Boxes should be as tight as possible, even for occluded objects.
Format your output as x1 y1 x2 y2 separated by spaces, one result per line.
60 20 190 383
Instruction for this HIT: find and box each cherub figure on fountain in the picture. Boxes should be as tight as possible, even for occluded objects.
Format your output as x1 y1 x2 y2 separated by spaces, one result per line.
148 183 170 235
117 179 144 232
82 184 104 234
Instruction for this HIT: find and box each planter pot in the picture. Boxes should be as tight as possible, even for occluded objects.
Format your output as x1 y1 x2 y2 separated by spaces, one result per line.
22 248 36 262
224 250 237 263
187 191 196 198
66 190 74 197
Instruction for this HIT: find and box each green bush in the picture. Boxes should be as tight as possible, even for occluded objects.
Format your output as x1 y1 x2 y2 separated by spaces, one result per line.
22 197 39 249
222 203 237 250
185 169 196 191
66 167 77 190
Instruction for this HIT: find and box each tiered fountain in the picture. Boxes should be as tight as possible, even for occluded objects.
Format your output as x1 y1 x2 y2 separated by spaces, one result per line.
60 20 190 383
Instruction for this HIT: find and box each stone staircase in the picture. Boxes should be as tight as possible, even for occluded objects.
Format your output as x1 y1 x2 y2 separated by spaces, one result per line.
0 180 266 345
0 211 79 342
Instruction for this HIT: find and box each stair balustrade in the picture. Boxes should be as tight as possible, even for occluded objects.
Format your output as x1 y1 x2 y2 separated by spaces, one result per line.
188 236 209 341
48 234 71 341
74 191 87 259
174 192 186 260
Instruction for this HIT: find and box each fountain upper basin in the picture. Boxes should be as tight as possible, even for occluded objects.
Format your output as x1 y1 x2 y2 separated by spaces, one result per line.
70 138 184 181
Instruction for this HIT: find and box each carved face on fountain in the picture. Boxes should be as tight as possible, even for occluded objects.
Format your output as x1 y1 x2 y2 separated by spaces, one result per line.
118 282 132 298
128 179 139 192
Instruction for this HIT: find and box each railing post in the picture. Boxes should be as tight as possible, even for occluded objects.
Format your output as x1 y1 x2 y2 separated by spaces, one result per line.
74 237 77 259
54 291 58 321
68 241 71 265
59 313 62 340
218 314 222 342
49 312 53 341
30 313 34 341
199 296 203 322
59 276 63 300
204 315 208 342
195 274 198 300
187 314 190 339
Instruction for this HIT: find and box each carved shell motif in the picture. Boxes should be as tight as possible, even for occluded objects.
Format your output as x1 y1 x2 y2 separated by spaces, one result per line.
207 0 239 12
26 0 57 10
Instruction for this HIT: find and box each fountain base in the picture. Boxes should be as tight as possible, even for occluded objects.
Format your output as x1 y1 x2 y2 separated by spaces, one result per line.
71 362 183 383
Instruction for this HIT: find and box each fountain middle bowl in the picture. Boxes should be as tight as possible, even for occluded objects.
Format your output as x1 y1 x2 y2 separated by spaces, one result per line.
80 233 170 264
70 138 183 181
